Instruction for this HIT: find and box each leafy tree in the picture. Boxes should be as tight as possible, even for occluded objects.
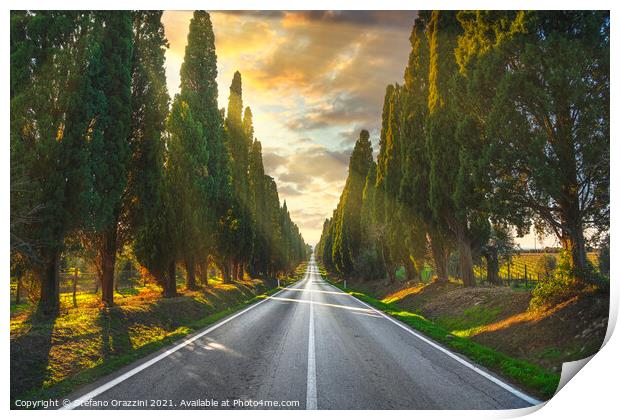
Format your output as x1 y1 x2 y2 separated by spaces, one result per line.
425 11 509 287
458 11 610 286
124 11 171 289
477 223 515 285
399 15 449 283
86 11 134 306
11 12 95 314
332 130 374 276
356 161 386 280
317 216 335 272
179 11 233 281
264 176 283 277
224 72 253 280
375 86 407 284
165 96 207 294
248 140 269 276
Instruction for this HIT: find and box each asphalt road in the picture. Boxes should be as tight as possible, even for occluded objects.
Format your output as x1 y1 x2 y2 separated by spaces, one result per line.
64 256 540 410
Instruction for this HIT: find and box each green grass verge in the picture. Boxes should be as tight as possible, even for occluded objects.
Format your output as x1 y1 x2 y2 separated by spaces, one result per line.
323 276 560 400
14 280 296 406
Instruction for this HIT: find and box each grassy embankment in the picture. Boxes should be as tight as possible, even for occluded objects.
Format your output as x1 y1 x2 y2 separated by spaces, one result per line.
10 262 308 405
317 264 607 400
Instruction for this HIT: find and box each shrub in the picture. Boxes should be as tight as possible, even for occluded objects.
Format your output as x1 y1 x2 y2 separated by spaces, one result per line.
530 250 607 309
530 250 575 309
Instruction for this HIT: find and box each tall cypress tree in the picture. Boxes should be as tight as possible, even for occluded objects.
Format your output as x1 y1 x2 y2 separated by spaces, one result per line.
224 72 253 280
375 85 403 283
179 11 233 280
10 11 94 314
124 11 171 287
248 139 268 276
264 176 282 277
87 11 134 305
356 161 386 280
334 130 373 276
399 14 447 283
426 11 480 286
165 96 206 294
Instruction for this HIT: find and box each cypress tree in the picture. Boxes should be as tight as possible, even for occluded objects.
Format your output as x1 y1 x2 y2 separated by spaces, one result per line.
333 130 374 276
264 176 282 277
180 11 233 281
10 12 95 314
224 72 253 280
124 11 171 288
400 13 450 283
426 11 479 286
356 161 386 280
87 11 134 305
375 85 403 283
248 140 269 276
165 96 206 295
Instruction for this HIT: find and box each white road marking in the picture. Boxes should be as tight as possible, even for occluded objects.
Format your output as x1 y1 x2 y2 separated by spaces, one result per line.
266 295 376 313
306 272 318 410
332 281 543 406
61 279 302 410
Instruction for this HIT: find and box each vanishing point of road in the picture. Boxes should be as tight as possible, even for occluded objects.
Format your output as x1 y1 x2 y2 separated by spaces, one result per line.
63 256 540 410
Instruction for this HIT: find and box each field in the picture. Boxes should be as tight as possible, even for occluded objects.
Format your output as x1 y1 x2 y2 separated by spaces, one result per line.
393 252 600 288
474 252 599 285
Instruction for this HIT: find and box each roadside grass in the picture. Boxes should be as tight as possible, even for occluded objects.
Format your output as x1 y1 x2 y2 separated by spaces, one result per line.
323 276 560 400
11 263 307 406
436 306 504 338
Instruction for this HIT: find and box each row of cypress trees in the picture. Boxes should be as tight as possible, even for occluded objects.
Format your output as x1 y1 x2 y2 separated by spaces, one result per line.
317 11 609 288
10 11 308 315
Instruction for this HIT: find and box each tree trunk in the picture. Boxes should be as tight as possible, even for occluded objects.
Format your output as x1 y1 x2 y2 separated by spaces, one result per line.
163 260 177 297
562 223 589 286
429 230 449 283
403 256 418 282
386 267 396 284
197 260 209 287
185 257 197 290
37 250 60 316
232 261 240 282
377 236 394 284
100 229 117 307
221 259 232 284
485 251 500 286
456 226 476 287
15 274 22 305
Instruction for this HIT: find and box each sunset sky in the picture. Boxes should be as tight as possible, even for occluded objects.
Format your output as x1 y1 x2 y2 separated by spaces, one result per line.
161 10 557 248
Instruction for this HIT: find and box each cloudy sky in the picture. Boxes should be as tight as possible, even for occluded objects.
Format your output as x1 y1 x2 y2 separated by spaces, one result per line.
161 10 556 248
161 10 416 245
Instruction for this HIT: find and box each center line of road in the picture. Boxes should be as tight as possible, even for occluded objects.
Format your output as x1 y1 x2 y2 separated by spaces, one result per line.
306 274 318 410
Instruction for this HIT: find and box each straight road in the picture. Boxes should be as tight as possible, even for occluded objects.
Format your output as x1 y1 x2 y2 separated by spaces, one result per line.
64 256 540 410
